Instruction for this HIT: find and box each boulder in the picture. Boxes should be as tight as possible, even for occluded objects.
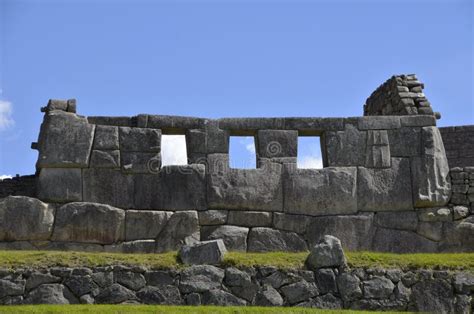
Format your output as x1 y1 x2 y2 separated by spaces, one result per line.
155 211 200 253
201 289 246 306
64 276 98 297
453 272 474 294
24 284 76 304
306 235 347 270
336 273 362 302
0 196 55 241
411 278 454 313
247 227 307 252
178 240 227 265
51 202 125 244
179 265 224 293
95 283 136 304
0 279 25 299
26 273 61 291
115 271 146 291
201 225 249 251
280 281 318 305
224 268 258 302
136 285 182 305
363 276 395 299
125 210 172 241
254 285 283 306
314 269 337 294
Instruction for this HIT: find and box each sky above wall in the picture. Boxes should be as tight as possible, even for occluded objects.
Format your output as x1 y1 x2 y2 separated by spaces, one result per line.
0 0 472 176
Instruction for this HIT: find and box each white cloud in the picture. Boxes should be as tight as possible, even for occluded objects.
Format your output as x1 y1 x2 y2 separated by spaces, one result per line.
298 156 323 169
0 175 12 181
161 135 188 166
0 100 14 131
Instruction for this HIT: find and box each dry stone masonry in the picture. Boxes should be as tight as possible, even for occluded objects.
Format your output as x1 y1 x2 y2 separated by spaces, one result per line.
0 74 473 253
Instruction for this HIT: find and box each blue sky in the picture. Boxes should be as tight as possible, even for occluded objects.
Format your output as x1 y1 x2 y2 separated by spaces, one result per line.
0 0 472 175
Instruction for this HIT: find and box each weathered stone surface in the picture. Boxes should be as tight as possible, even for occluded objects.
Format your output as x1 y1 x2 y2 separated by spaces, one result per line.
0 196 55 241
136 285 182 305
453 206 469 220
411 279 454 313
262 270 300 289
64 275 98 297
284 167 357 216
363 276 395 299
90 150 120 168
155 211 200 253
280 281 318 304
119 127 161 152
144 271 175 287
82 168 134 209
91 272 114 288
417 221 443 241
358 116 401 130
400 115 436 127
306 213 374 251
207 154 283 211
325 124 367 166
125 210 171 241
95 283 136 304
37 111 95 168
121 152 161 174
310 293 343 309
374 211 418 231
256 130 298 158
315 269 337 294
198 210 228 225
254 285 283 306
273 213 308 234
388 127 421 157
224 268 257 302
179 265 224 293
417 207 452 222
455 295 472 314
201 289 246 306
454 272 474 294
227 211 272 227
306 235 347 270
38 168 82 202
358 158 413 211
24 284 75 304
52 202 125 244
248 227 307 252
0 279 25 299
201 225 249 251
93 125 119 150
178 240 227 265
185 293 201 305
26 273 61 291
115 271 146 291
372 228 438 253
134 165 206 210
337 273 362 302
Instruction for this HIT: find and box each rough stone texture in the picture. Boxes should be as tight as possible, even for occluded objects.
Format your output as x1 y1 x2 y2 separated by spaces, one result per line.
52 202 125 244
119 127 161 152
372 228 439 253
374 211 418 231
93 125 119 150
284 167 357 216
337 273 362 302
90 150 120 168
155 211 200 253
256 130 298 158
388 127 421 157
273 213 308 234
227 211 272 227
306 235 346 270
198 210 228 226
224 267 258 302
178 240 227 265
0 175 36 199
179 265 224 293
95 283 136 304
247 227 307 252
440 125 474 168
125 210 171 241
38 168 82 202
201 225 249 251
411 278 455 313
363 276 395 299
325 124 367 166
417 207 452 222
255 285 284 306
358 158 413 211
314 269 337 294
280 281 318 304
121 152 161 174
0 196 55 241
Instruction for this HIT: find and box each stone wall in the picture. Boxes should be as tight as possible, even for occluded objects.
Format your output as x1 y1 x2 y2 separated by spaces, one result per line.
0 264 471 312
0 175 36 199
440 125 474 168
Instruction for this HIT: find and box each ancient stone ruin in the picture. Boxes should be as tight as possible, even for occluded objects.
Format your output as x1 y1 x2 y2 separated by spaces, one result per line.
0 74 473 253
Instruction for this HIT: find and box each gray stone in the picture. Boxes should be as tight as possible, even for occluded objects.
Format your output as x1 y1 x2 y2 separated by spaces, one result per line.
179 265 224 293
38 168 82 202
273 213 308 234
455 295 472 314
417 222 443 241
262 270 300 289
453 206 470 220
136 285 182 305
358 158 413 211
26 273 61 291
144 271 174 287
280 281 318 305
146 115 205 132
79 294 94 304
90 150 120 168
227 211 272 227
386 269 403 283
374 211 418 231
417 207 452 222
248 227 307 252
121 152 161 174
224 268 258 302
201 289 246 306
125 210 171 241
24 284 75 304
325 124 367 166
363 276 395 299
254 285 283 306
201 225 249 251
93 125 119 150
315 269 337 294
95 283 136 304
256 130 298 158
365 142 391 168
337 273 362 302
82 168 134 209
388 127 421 157
411 279 454 313
119 127 161 152
52 202 125 244
0 279 25 299
207 154 283 211
64 275 98 297
284 167 357 216
358 116 401 130
0 196 55 241
185 292 201 305
310 293 343 309
198 210 228 225
155 211 200 253
91 272 113 288
412 157 451 208
306 213 374 251
115 271 146 291
395 281 411 301
306 235 347 269
372 228 438 253
178 240 227 265
37 111 95 168
453 272 474 294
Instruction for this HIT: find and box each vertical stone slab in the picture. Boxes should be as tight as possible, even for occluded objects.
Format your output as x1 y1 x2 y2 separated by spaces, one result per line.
365 130 391 168
38 168 82 202
325 124 367 166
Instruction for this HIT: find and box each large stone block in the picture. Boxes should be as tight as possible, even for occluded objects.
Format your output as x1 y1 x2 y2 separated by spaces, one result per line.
155 211 200 252
89 150 120 168
119 127 161 152
125 210 172 241
207 154 283 211
273 213 309 234
256 130 298 158
306 213 374 251
324 124 367 166
178 240 227 265
284 167 357 216
357 116 401 130
93 125 119 150
306 235 347 270
388 127 421 157
186 122 229 154
201 225 249 251
52 202 125 244
38 168 82 203
357 158 413 211
134 164 206 210
121 152 161 174
247 227 307 252
37 111 95 168
0 196 55 241
374 211 418 231
82 168 134 209
372 228 438 253
227 211 272 227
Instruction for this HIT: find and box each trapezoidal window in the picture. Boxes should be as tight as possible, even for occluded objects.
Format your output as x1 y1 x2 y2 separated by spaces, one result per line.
161 135 188 167
229 136 257 169
297 136 323 169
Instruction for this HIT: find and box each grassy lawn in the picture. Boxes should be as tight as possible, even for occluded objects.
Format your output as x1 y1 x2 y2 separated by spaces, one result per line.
0 250 472 271
0 305 410 313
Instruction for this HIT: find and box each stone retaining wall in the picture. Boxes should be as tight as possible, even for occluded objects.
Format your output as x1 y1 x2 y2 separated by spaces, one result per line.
0 264 472 312
440 125 474 168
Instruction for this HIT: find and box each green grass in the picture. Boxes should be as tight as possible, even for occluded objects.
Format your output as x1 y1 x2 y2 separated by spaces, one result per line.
0 305 410 313
0 250 472 271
